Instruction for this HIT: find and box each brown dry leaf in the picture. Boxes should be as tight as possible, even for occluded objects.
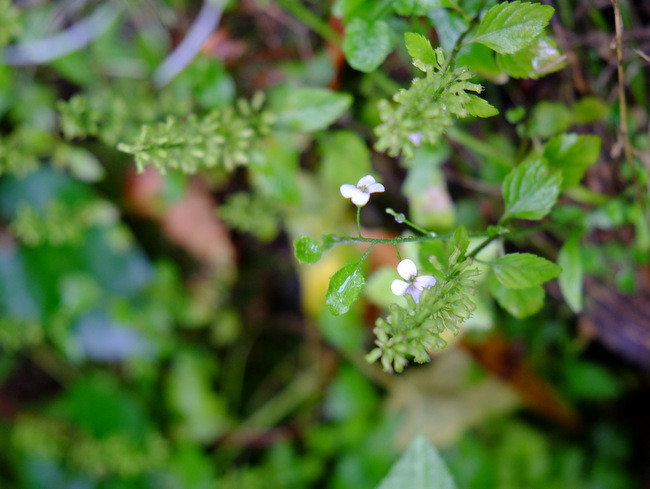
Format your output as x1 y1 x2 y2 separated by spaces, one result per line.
202 28 247 63
467 335 580 429
125 167 235 276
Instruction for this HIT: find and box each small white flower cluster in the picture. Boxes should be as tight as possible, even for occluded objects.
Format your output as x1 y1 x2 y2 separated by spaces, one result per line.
341 175 436 303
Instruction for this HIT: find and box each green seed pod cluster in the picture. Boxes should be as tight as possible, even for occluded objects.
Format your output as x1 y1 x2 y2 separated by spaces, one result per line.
367 250 479 373
118 92 274 174
12 415 168 478
10 201 89 246
375 45 496 159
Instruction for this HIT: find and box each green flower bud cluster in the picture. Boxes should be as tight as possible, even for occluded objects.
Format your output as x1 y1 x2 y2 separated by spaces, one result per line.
366 249 479 373
12 415 169 478
117 93 274 174
0 317 43 350
375 45 497 159
0 127 51 177
57 83 192 146
10 201 90 246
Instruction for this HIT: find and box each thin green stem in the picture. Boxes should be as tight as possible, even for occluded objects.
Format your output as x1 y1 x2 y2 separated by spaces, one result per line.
467 233 500 259
356 206 362 238
394 244 402 261
276 0 341 46
443 0 487 71
386 208 434 236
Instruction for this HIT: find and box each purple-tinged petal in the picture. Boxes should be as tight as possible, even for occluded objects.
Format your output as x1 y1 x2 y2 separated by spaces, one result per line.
367 182 385 194
414 275 436 289
410 287 423 304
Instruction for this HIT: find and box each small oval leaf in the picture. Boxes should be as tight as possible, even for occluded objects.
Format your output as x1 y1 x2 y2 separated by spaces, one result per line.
326 263 366 316
294 237 322 264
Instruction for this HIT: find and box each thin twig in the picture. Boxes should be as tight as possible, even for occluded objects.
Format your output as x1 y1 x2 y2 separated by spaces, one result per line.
2 3 122 66
153 0 223 87
611 0 647 211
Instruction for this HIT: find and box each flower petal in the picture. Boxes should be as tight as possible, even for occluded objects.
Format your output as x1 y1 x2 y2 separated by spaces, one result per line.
414 275 436 289
410 287 423 304
340 184 359 198
366 182 385 194
391 279 410 296
350 191 370 206
357 175 376 187
397 259 417 280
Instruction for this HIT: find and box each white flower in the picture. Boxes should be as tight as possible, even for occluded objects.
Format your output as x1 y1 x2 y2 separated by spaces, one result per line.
391 259 436 304
340 175 385 207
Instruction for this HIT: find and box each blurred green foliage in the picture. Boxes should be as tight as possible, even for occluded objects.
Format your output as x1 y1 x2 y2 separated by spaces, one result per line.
0 1 648 488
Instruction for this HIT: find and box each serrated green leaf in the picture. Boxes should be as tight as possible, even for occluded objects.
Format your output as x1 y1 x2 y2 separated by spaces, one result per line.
343 18 394 73
471 1 554 54
557 231 583 313
294 237 323 264
496 34 566 79
492 253 561 289
271 87 352 132
326 263 365 315
489 275 544 318
465 93 499 117
376 434 457 489
404 32 438 66
543 133 601 188
501 159 562 221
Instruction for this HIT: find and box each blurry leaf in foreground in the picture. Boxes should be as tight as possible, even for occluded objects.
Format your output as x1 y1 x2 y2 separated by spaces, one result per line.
489 274 545 318
343 18 394 72
375 434 457 489
271 86 352 132
543 133 601 189
557 231 583 313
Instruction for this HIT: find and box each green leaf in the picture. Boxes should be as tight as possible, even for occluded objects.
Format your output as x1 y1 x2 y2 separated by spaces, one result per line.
564 361 623 400
376 434 457 489
471 1 555 54
496 34 566 79
343 18 394 73
489 275 544 318
571 96 609 124
529 101 572 138
465 94 499 118
557 231 583 313
294 237 323 264
543 133 601 188
271 87 352 132
491 253 561 289
319 130 372 190
404 32 438 66
501 159 562 221
326 263 365 316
